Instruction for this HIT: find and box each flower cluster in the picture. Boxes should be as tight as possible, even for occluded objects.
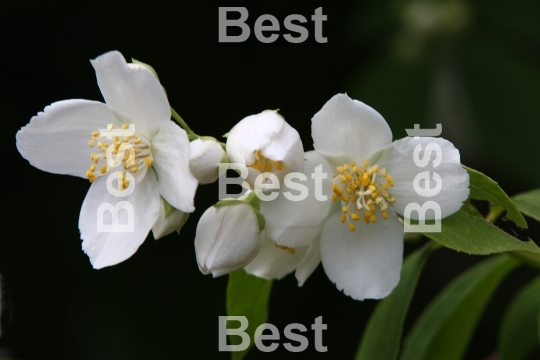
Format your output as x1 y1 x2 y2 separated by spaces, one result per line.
16 51 469 300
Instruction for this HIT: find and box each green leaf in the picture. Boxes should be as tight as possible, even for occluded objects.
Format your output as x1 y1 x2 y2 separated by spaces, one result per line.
423 209 540 255
499 275 540 360
538 309 540 345
227 269 273 360
465 166 528 228
512 189 540 222
355 242 434 360
401 255 519 360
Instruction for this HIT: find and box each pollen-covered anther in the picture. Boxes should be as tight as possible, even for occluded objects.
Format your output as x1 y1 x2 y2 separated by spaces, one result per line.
145 157 152 167
249 149 286 173
331 160 396 227
85 125 152 183
275 244 296 255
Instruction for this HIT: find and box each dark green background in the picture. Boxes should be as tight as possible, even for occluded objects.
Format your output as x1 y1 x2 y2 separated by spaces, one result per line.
1 0 539 359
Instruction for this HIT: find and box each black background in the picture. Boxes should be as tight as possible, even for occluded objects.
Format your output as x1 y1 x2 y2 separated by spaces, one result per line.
2 1 540 359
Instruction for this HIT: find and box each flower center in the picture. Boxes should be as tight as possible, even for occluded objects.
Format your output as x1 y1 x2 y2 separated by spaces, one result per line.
331 160 395 231
86 123 153 189
250 150 285 173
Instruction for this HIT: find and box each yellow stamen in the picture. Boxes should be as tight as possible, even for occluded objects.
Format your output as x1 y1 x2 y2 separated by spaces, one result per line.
331 161 397 228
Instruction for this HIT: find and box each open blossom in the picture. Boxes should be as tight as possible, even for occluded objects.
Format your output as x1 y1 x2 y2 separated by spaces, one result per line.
16 51 197 269
226 110 304 190
260 94 469 300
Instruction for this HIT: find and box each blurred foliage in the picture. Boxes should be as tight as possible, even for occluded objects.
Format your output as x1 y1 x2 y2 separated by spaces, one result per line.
345 0 540 191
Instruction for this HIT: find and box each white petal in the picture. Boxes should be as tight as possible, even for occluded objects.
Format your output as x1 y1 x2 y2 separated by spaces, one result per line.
91 51 170 139
152 197 188 240
260 151 334 248
189 138 225 184
16 100 122 178
320 208 404 300
79 168 161 269
226 110 304 171
295 236 321 287
151 121 198 213
312 94 392 162
376 136 469 219
244 240 308 280
195 204 265 277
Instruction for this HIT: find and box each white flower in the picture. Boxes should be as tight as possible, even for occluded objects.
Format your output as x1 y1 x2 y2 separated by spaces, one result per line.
261 94 469 300
189 137 226 184
16 51 198 269
195 196 265 277
226 110 304 190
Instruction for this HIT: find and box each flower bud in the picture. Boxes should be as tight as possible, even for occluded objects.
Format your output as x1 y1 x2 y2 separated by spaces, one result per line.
226 110 304 190
189 137 226 184
195 199 265 277
152 197 189 240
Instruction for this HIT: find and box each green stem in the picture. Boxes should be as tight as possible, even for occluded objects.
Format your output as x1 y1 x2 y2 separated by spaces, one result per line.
486 205 505 223
171 107 199 141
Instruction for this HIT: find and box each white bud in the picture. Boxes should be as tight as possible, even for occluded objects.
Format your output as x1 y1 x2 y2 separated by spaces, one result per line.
152 198 188 240
195 203 265 277
189 137 226 184
226 110 304 189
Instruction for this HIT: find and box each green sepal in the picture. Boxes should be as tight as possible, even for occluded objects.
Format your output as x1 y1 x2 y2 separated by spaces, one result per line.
227 269 273 360
498 275 540 360
163 198 176 218
512 189 540 222
464 165 528 228
263 108 283 120
401 255 519 360
215 192 265 233
131 58 160 80
355 242 435 360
